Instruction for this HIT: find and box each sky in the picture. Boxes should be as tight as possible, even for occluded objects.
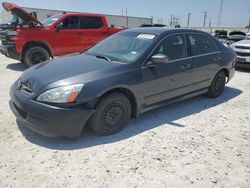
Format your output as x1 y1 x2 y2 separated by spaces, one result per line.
0 0 249 27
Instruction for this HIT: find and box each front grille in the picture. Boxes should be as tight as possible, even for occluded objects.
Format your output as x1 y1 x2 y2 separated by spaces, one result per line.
235 45 250 50
13 103 27 119
236 51 250 57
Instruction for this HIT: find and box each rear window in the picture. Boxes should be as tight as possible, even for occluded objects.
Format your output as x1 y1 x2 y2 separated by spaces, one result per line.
80 16 103 29
188 34 219 56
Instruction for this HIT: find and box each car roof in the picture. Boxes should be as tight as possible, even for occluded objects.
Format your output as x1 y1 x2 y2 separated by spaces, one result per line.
123 27 209 36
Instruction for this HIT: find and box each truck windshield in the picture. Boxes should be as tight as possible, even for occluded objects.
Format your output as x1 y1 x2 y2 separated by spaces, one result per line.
10 14 18 24
86 32 156 63
42 14 62 26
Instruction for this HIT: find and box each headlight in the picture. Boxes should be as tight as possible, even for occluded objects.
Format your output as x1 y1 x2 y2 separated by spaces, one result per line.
36 84 84 103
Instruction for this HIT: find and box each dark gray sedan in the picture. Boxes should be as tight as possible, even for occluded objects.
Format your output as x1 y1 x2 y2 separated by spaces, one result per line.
9 28 236 138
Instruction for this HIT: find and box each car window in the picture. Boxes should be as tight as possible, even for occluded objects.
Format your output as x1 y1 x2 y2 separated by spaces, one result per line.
80 16 103 29
57 16 80 29
188 34 219 56
154 34 186 61
42 14 62 26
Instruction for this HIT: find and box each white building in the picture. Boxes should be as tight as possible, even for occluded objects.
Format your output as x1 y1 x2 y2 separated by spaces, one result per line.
0 7 152 28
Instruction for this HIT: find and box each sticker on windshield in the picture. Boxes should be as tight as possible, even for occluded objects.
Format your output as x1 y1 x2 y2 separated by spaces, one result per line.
137 34 156 40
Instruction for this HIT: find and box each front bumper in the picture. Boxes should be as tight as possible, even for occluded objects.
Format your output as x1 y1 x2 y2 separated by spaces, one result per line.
0 44 20 60
234 51 250 69
9 84 95 138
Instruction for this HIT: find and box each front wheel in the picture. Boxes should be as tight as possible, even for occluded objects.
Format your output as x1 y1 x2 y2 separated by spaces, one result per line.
23 46 50 67
88 93 131 136
207 71 226 98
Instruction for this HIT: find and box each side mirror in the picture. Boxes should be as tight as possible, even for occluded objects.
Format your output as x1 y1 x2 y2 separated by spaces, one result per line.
55 25 61 32
151 54 169 65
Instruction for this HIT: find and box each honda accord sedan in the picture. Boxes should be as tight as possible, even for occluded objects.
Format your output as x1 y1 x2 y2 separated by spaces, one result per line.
9 28 236 138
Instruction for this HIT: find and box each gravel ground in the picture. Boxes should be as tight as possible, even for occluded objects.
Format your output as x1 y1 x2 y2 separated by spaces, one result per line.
0 55 250 188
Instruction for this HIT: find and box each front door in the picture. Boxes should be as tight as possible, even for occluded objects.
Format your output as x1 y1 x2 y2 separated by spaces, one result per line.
53 16 83 56
139 34 194 107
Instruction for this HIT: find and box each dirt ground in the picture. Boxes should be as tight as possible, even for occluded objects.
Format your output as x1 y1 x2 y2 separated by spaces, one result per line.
0 55 249 188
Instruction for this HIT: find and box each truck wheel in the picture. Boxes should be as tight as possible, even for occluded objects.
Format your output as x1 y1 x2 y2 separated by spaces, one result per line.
24 46 50 67
206 71 226 98
88 93 131 136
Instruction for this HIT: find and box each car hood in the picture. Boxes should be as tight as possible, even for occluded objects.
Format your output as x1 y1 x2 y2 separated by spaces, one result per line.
234 39 250 46
19 54 123 93
2 2 42 26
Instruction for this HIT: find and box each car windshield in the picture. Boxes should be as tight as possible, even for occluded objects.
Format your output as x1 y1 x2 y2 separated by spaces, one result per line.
228 35 246 40
42 14 62 26
86 32 157 63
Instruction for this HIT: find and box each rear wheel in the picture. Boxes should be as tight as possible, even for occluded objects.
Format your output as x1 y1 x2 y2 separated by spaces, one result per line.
23 46 50 67
207 71 226 98
88 93 131 136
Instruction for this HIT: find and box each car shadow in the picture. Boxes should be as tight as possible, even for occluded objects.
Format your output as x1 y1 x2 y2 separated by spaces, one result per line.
17 86 242 150
6 62 27 72
236 68 250 73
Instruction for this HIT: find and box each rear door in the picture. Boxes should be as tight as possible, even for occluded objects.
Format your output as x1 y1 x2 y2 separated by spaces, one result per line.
79 16 109 50
187 33 222 90
53 16 83 55
140 34 194 106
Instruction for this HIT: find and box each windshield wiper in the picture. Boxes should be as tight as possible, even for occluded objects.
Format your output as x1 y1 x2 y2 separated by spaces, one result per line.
95 55 111 61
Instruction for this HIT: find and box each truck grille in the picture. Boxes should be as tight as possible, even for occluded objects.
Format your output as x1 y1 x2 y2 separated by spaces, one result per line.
0 31 8 45
236 51 250 57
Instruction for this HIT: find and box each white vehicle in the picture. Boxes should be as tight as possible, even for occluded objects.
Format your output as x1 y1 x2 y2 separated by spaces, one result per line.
231 39 250 69
246 32 250 39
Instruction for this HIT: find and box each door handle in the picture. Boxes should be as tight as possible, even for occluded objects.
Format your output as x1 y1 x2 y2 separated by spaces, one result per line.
76 32 83 35
180 63 191 70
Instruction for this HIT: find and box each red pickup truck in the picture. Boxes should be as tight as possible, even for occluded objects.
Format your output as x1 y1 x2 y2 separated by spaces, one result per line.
0 2 123 66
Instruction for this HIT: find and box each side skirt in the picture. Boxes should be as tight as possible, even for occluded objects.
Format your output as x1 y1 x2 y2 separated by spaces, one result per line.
140 88 208 115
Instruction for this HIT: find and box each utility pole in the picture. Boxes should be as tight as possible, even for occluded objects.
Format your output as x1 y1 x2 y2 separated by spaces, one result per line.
217 0 224 27
187 12 191 28
170 14 173 27
151 15 154 25
248 14 250 33
248 9 250 32
126 8 128 28
209 17 212 28
203 11 207 28
122 8 123 16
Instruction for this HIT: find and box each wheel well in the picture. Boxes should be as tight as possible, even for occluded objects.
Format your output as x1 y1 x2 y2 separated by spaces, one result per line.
97 88 138 118
220 68 229 83
22 41 53 58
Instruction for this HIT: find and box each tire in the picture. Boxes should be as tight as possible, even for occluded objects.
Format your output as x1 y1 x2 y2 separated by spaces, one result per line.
88 93 131 136
23 46 50 67
207 71 226 98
